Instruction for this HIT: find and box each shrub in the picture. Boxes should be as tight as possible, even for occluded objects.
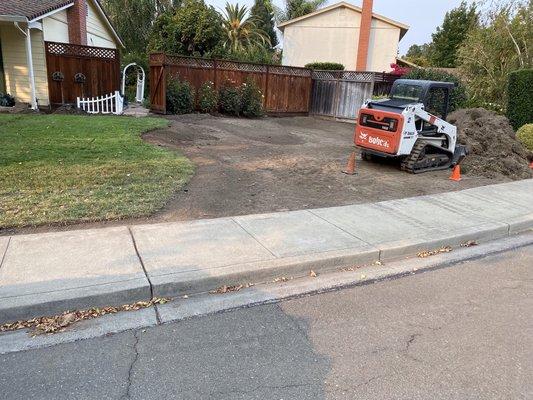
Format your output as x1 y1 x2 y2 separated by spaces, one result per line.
218 83 241 116
240 78 263 118
516 124 533 151
403 68 467 112
305 62 345 71
507 69 533 131
166 76 194 114
198 81 218 113
0 93 15 107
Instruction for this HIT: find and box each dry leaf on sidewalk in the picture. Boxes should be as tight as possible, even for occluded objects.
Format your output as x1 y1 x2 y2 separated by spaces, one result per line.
309 270 318 278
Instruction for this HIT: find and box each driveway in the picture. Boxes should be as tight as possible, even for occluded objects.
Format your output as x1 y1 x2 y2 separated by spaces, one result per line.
144 114 500 221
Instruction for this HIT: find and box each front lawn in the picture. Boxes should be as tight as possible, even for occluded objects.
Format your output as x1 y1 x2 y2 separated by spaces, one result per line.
0 114 193 228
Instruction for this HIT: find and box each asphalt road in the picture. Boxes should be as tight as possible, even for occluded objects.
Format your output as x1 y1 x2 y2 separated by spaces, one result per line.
1 246 532 400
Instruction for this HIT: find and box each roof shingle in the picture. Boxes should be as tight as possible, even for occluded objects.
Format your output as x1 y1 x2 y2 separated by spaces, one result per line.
0 0 73 21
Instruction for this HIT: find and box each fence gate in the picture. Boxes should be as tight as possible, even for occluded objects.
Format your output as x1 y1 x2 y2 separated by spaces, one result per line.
45 41 120 105
310 71 375 121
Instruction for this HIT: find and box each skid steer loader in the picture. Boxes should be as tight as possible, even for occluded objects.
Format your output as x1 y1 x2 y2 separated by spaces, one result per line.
354 79 468 173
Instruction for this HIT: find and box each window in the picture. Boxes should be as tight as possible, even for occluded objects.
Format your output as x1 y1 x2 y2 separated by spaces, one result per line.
391 83 423 101
426 87 448 118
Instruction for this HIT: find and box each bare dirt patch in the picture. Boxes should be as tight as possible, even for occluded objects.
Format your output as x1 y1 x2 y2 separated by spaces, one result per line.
141 114 502 222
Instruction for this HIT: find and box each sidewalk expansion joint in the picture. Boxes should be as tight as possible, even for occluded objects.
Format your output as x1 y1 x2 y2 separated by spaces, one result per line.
127 227 161 325
0 237 12 271
230 218 278 258
308 209 371 245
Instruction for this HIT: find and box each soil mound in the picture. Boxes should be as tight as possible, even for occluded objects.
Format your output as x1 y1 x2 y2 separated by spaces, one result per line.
448 108 532 180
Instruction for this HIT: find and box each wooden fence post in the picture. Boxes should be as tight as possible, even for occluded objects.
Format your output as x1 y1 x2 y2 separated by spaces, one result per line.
264 65 270 111
333 70 341 119
369 72 376 98
213 59 218 90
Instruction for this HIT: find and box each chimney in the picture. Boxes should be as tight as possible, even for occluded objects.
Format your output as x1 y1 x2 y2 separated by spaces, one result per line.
356 0 373 71
67 0 88 45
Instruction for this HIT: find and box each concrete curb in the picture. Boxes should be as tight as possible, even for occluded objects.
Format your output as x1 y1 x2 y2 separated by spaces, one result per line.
155 231 533 324
150 223 516 299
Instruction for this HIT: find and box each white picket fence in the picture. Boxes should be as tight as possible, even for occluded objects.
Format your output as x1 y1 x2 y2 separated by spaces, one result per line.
76 91 124 115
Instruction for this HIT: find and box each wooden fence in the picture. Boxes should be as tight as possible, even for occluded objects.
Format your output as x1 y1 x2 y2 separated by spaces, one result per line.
149 53 312 114
45 41 120 105
310 70 399 121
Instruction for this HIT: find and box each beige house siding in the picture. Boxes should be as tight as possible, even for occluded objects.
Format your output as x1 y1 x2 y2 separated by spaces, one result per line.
42 9 70 43
0 23 49 106
87 0 117 49
281 7 401 72
366 18 401 72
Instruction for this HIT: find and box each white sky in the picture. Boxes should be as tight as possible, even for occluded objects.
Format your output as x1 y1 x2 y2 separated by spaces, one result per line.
206 0 470 55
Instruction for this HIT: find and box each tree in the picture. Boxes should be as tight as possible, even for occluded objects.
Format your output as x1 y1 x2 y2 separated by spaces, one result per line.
275 0 327 23
221 3 270 52
147 0 224 56
458 0 532 107
404 43 433 67
101 0 178 54
250 0 278 47
430 1 479 67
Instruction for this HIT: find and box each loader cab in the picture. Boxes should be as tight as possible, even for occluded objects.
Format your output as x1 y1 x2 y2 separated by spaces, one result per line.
390 79 455 120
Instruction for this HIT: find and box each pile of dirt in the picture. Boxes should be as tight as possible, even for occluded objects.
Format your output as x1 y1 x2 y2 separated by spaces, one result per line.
448 108 533 180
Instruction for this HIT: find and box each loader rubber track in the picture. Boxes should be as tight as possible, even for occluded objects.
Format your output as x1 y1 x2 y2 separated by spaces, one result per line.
401 140 453 174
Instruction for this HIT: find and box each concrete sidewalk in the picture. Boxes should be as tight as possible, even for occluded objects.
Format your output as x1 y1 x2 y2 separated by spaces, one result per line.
1 179 532 324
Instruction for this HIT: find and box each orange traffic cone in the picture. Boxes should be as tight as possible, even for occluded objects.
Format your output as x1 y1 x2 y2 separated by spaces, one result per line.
343 152 357 175
449 165 462 181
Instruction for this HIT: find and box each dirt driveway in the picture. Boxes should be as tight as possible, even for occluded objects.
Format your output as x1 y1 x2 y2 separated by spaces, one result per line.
144 114 501 222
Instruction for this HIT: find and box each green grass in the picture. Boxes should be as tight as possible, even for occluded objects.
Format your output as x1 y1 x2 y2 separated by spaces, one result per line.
0 114 194 228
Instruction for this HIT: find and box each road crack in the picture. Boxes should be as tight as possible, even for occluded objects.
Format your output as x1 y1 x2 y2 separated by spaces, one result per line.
122 330 141 399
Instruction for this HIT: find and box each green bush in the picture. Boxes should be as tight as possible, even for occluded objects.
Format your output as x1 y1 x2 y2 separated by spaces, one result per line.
304 62 345 71
403 68 467 112
516 124 533 151
507 69 533 131
198 81 218 113
166 76 194 114
218 83 241 116
0 93 15 107
240 78 263 118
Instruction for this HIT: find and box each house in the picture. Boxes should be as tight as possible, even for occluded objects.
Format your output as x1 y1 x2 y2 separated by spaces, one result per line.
0 0 124 109
277 0 409 72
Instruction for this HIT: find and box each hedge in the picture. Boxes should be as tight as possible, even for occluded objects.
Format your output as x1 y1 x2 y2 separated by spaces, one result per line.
516 124 533 151
403 68 467 112
507 69 533 131
304 62 345 71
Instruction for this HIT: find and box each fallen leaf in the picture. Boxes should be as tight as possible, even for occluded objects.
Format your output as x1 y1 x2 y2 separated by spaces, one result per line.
0 297 172 336
309 270 318 278
461 240 478 248
417 246 453 258
210 284 251 295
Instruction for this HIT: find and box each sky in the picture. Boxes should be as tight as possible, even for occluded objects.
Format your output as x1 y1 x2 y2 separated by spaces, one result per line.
206 0 469 55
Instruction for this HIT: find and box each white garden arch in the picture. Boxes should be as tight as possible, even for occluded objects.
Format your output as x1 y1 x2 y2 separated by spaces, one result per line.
121 63 146 103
